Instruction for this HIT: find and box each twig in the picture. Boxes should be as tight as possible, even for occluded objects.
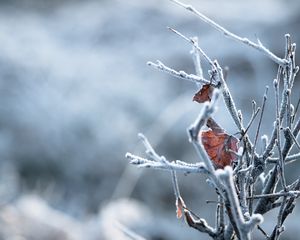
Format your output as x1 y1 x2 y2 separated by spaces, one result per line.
216 195 225 236
214 61 244 132
285 127 300 151
169 0 288 66
190 36 204 82
292 96 300 124
257 225 269 239
217 167 263 240
262 36 292 161
126 153 208 174
147 60 212 85
168 27 216 70
268 152 300 164
248 191 300 199
274 78 287 191
243 102 260 138
253 87 269 155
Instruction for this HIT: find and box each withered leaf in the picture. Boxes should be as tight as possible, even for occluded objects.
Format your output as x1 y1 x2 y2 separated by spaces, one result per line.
200 118 238 169
176 196 186 219
193 84 214 103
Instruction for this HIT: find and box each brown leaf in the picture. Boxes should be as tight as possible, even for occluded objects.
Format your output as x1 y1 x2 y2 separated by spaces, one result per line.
193 84 214 103
176 196 186 219
200 119 238 169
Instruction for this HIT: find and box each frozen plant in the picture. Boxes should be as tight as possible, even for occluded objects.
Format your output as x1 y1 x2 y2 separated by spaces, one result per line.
126 0 300 239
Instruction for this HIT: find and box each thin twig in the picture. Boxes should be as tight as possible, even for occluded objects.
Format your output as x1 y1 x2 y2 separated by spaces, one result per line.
190 36 204 88
168 27 215 69
257 225 269 239
285 127 300 151
214 61 244 132
268 152 300 164
126 153 208 174
292 96 300 124
169 0 288 66
274 78 287 191
147 60 212 85
253 87 269 155
243 104 260 138
248 191 300 199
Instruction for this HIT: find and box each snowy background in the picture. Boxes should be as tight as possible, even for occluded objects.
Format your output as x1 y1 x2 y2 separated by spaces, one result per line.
0 0 299 239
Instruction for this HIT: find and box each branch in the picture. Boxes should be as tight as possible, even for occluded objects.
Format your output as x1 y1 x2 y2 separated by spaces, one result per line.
147 60 213 85
214 61 245 134
126 153 208 174
169 0 288 66
168 27 216 69
217 167 263 240
268 152 300 164
190 36 204 84
249 191 300 199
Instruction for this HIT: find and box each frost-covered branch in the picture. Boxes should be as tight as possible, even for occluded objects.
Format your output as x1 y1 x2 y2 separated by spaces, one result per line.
147 60 213 85
126 152 208 174
190 36 204 85
217 167 263 240
168 27 216 70
268 152 300 164
169 0 288 66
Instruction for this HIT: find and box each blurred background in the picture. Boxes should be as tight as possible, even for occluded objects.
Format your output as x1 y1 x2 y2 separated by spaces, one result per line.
0 0 299 239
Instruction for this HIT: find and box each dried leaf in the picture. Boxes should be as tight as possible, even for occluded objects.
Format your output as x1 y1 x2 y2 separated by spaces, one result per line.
176 196 186 219
200 118 238 168
193 84 214 103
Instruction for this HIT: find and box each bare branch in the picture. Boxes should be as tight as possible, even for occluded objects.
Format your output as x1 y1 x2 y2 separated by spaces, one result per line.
285 127 300 151
268 152 300 164
253 87 269 154
147 60 212 85
217 167 263 239
126 153 208 174
169 0 288 66
249 191 300 199
188 89 220 176
168 27 215 69
190 36 204 84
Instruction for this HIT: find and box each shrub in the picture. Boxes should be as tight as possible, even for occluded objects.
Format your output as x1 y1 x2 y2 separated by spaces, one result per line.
126 1 300 239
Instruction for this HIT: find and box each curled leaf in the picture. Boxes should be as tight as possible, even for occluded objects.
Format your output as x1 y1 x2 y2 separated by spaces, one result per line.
176 196 186 219
193 84 214 103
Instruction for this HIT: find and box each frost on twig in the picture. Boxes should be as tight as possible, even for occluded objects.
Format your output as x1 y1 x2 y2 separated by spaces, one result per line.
147 60 213 85
126 1 299 239
169 0 288 66
126 152 208 175
190 36 204 85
